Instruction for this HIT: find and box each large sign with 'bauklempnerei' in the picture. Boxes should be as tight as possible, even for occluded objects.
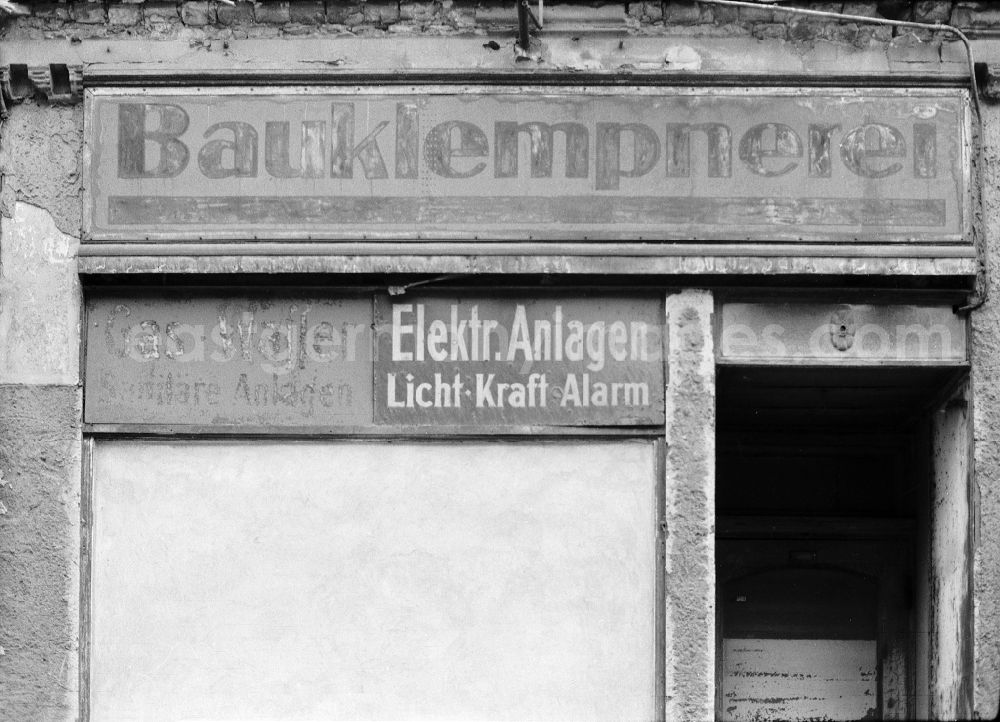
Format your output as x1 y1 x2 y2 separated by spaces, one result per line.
374 297 665 425
84 88 968 243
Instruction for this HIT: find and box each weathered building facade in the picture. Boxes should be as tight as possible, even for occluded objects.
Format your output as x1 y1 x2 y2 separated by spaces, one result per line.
1 1 1000 720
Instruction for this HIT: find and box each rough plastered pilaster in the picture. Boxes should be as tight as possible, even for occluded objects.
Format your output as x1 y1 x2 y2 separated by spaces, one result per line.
0 385 81 722
0 101 83 239
971 98 1000 721
0 100 83 718
663 289 715 722
973 98 1000 721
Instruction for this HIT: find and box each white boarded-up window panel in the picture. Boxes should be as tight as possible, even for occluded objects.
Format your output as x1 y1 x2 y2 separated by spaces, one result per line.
722 639 877 721
91 441 657 721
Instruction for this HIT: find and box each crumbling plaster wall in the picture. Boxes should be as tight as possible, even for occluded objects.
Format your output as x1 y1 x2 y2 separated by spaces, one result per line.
0 100 84 721
0 102 83 237
664 290 715 721
972 95 1000 721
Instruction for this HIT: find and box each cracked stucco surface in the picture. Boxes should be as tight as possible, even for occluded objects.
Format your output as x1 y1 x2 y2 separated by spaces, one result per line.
973 99 1000 721
664 290 716 722
0 101 83 238
0 99 83 720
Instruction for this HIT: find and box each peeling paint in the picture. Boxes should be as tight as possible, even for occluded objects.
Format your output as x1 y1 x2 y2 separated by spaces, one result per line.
0 101 83 236
931 401 974 718
0 202 81 385
722 639 878 722
664 44 703 70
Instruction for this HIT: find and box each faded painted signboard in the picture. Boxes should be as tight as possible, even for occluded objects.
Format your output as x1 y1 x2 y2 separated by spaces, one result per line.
374 296 665 425
84 87 969 243
84 297 374 425
718 303 967 365
84 295 665 426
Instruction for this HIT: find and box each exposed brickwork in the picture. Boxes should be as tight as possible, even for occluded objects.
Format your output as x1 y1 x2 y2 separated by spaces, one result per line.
288 0 325 25
954 5 1000 28
915 0 952 23
662 1 701 25
107 3 142 26
179 0 214 26
217 1 252 26
69 1 105 24
0 2 991 42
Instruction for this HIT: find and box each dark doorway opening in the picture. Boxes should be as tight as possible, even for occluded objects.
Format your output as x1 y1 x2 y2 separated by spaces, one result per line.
716 365 967 721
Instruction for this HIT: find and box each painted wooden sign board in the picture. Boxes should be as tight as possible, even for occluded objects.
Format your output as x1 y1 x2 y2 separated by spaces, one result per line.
374 296 665 425
717 303 967 365
84 87 969 244
84 296 375 425
84 295 665 426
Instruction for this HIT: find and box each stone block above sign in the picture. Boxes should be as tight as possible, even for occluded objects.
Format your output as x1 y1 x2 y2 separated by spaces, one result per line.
84 87 969 244
374 296 665 425
718 303 968 365
84 296 374 425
